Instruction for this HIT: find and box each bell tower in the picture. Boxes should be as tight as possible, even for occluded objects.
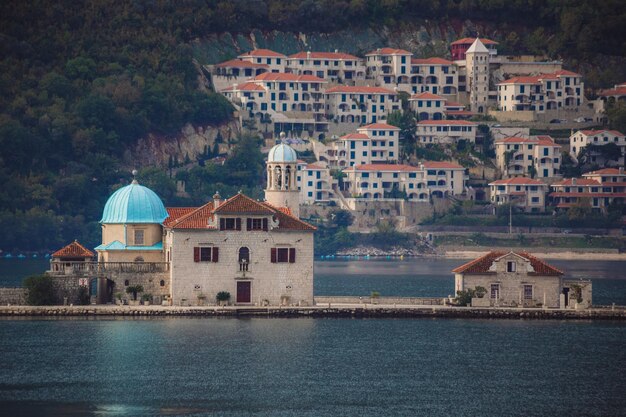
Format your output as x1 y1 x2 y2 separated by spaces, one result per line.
466 37 490 114
265 133 300 217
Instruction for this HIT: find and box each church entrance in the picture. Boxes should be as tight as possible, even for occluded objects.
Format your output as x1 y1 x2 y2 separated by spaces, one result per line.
237 281 251 303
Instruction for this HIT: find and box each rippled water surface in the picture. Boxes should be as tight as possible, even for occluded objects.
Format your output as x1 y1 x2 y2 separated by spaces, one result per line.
1 318 625 417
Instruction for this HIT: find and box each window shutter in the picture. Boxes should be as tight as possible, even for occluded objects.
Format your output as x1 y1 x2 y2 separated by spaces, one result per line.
262 218 268 231
193 247 200 262
212 247 219 263
289 248 296 263
247 218 252 231
236 218 242 231
219 218 225 231
270 248 277 263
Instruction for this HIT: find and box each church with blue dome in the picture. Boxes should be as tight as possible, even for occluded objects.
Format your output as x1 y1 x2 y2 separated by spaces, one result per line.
95 179 169 263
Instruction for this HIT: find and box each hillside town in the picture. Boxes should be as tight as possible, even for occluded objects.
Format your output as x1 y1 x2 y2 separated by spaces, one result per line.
209 38 625 230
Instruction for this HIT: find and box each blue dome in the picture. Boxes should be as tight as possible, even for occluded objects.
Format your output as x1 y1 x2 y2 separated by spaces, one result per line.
101 181 168 224
268 144 298 163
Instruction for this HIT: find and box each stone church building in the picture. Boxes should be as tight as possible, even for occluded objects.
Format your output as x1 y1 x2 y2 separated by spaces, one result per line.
51 142 315 306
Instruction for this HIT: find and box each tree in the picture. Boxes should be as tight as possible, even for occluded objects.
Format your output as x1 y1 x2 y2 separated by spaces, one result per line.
387 110 416 160
24 275 56 305
328 209 354 228
126 285 144 301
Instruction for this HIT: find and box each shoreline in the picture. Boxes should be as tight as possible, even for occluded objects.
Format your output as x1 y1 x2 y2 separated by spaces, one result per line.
1 305 625 320
322 250 626 261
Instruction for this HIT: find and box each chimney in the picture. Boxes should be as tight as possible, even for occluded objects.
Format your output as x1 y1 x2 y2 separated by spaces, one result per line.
335 49 339 54
572 178 576 185
307 51 311 59
620 167 624 175
213 191 221 208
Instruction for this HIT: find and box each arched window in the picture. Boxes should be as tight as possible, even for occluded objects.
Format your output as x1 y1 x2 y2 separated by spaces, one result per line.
285 166 291 190
160 280 165 287
239 247 250 271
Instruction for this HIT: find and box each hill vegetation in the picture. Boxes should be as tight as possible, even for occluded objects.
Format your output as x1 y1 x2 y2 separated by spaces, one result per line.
0 0 625 251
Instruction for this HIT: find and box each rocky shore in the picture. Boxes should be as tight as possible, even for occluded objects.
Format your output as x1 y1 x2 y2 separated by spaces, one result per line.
1 305 624 320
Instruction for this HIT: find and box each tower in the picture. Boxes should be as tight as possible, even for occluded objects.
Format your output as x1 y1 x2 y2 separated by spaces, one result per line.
466 38 490 114
265 134 300 218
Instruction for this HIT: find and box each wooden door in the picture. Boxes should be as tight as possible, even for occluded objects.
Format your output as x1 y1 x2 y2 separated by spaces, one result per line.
237 281 251 303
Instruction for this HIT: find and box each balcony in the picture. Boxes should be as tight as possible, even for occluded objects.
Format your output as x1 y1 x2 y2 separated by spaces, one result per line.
48 261 170 275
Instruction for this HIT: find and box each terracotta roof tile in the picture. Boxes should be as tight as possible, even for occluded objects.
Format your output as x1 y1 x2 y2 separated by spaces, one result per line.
409 92 445 100
52 241 94 258
163 207 196 227
169 202 216 229
347 164 420 172
583 168 624 176
213 193 275 215
260 202 316 231
366 48 412 56
551 178 601 186
341 133 370 140
452 251 563 276
254 73 325 83
222 82 266 92
421 161 464 169
489 177 546 185
358 123 400 130
411 57 454 65
239 49 286 58
417 120 476 126
288 51 359 60
215 59 269 69
451 37 498 46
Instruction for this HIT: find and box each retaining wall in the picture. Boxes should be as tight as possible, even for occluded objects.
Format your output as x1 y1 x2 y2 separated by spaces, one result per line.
0 288 28 305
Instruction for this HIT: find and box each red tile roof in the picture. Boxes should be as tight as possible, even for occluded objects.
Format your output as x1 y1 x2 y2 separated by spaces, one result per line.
212 193 275 215
489 177 546 186
341 133 370 140
411 57 454 65
551 178 601 186
496 136 533 143
305 164 325 170
163 208 197 227
215 59 269 69
366 48 412 56
421 161 464 169
498 76 542 85
169 202 216 229
452 251 563 276
348 164 419 172
52 240 94 258
451 37 498 46
358 123 400 130
417 120 476 126
260 202 316 231
288 51 359 60
222 82 266 92
500 70 581 85
239 49 286 58
445 110 474 116
578 129 624 137
254 73 326 83
599 86 626 97
410 92 445 100
444 101 464 108
326 85 396 94
583 168 624 176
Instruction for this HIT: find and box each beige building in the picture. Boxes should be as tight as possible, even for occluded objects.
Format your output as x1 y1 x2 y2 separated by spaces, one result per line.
409 92 446 120
409 57 459 96
549 168 626 213
296 161 336 203
465 38 491 114
285 51 365 82
497 70 584 113
495 136 562 179
365 47 413 92
415 120 477 144
453 251 591 309
489 177 548 213
238 49 286 73
325 85 400 124
343 160 466 200
569 129 626 166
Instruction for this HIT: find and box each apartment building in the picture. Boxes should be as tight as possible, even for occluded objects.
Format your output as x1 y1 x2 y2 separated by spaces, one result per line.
489 177 548 213
325 85 400 124
365 48 413 92
296 161 336 203
497 70 584 113
238 49 286 72
451 37 499 61
409 57 459 96
415 120 478 144
495 136 562 179
569 129 626 166
285 51 365 82
550 168 626 213
408 92 446 120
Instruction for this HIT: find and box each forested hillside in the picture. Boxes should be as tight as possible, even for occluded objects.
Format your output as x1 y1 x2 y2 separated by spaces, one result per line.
0 0 624 251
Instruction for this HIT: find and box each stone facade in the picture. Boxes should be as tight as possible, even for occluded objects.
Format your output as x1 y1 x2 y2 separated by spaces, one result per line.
0 288 28 305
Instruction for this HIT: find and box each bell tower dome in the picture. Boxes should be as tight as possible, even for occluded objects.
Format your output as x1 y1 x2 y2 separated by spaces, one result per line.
265 133 300 217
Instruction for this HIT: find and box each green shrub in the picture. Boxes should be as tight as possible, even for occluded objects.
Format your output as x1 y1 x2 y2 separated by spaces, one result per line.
216 291 231 301
24 274 56 306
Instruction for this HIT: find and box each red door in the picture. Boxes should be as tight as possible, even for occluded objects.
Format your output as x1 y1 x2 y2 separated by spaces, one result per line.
237 281 251 303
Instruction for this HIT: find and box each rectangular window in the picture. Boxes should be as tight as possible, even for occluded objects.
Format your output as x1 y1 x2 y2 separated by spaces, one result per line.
219 217 242 231
247 218 268 231
507 261 516 272
193 247 219 263
490 284 500 299
523 285 533 300
271 247 296 263
134 229 144 245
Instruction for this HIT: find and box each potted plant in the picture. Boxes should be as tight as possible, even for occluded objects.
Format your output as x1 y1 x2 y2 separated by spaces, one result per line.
370 291 380 304
141 293 152 306
216 291 231 306
114 292 123 306
125 285 143 306
197 293 207 306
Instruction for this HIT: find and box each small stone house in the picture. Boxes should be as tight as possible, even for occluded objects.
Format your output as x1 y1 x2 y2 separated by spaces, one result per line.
453 251 591 308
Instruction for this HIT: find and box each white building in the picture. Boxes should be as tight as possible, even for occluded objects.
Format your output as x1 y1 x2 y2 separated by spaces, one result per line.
365 48 413 92
495 136 562 179
238 49 286 73
569 129 626 166
408 92 446 120
409 58 458 96
285 51 365 82
489 177 548 213
343 160 466 200
415 120 478 144
497 70 584 113
465 38 491 114
325 85 400 124
296 161 336 203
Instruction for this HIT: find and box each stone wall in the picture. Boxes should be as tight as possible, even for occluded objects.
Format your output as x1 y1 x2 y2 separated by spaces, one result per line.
0 288 28 305
315 296 444 305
